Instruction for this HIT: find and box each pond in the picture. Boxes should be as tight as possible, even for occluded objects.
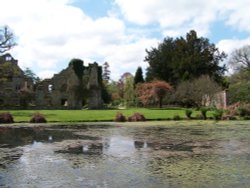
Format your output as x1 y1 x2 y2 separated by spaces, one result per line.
0 121 250 188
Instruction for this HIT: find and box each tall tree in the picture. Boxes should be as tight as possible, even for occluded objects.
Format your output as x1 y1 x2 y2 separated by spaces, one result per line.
23 68 40 84
124 75 135 106
134 66 144 87
102 62 111 83
0 26 16 54
229 45 250 72
145 30 227 86
227 69 250 104
117 72 133 99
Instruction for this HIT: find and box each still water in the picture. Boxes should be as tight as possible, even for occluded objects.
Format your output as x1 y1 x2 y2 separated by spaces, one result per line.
0 121 250 188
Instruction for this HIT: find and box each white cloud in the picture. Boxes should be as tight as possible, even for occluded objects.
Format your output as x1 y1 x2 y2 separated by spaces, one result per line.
216 37 250 73
115 0 250 37
0 0 158 80
1 0 250 81
217 38 250 54
103 38 159 80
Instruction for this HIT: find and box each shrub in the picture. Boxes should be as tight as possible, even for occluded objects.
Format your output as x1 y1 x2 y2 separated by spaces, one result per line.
173 114 181 121
0 112 14 123
238 107 248 117
185 109 193 119
30 113 47 123
226 102 250 116
243 116 250 120
195 114 203 120
114 112 126 122
213 109 223 120
200 107 208 120
222 115 237 120
128 113 146 122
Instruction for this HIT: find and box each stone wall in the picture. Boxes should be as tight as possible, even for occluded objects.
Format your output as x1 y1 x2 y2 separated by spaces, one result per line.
0 54 104 109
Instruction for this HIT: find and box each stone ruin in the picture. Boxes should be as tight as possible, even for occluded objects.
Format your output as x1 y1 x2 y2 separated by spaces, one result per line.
0 54 103 109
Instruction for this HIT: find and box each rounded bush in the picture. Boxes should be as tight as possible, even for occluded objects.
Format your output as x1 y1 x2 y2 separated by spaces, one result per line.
0 112 14 123
213 109 223 120
128 113 146 122
173 114 181 121
30 113 47 123
114 112 126 122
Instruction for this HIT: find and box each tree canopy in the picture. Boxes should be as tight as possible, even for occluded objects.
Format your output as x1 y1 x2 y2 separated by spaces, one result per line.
227 69 250 104
134 66 144 87
175 75 222 107
0 26 16 54
102 62 111 83
229 45 250 72
145 30 227 86
136 80 172 108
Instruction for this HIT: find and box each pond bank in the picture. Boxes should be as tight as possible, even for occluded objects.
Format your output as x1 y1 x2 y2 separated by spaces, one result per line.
1 120 250 128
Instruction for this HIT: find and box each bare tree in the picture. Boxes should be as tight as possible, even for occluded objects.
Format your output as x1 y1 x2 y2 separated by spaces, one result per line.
0 26 16 54
175 75 222 107
229 45 250 71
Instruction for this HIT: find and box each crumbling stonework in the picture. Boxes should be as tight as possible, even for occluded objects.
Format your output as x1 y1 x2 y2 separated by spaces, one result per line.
0 54 33 108
35 61 103 109
0 54 103 109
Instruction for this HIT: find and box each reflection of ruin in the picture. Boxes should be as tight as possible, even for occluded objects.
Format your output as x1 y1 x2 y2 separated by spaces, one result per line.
0 54 103 109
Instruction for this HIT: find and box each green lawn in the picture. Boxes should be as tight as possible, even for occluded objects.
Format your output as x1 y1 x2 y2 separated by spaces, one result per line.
0 108 204 123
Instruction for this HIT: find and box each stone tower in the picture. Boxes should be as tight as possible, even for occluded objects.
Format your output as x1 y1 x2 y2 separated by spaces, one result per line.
87 62 103 109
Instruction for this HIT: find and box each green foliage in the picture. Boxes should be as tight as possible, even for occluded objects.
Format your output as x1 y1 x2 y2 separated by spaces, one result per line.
238 107 248 117
0 62 22 83
134 66 144 86
70 58 84 79
23 67 40 83
227 69 250 104
200 107 208 120
173 114 181 121
213 109 224 120
102 62 110 83
185 109 193 119
145 30 226 86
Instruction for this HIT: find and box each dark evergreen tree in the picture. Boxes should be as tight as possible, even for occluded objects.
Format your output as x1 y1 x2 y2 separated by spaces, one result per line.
134 66 144 86
23 68 40 84
103 62 111 83
145 30 227 86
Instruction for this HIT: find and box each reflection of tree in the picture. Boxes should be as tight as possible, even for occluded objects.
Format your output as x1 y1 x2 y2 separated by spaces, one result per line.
134 141 145 149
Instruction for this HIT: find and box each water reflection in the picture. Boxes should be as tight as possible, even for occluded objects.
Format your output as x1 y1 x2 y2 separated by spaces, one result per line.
0 123 249 187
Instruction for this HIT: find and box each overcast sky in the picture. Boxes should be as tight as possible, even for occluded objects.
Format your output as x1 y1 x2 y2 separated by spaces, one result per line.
1 0 250 80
